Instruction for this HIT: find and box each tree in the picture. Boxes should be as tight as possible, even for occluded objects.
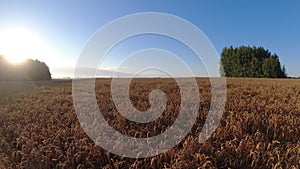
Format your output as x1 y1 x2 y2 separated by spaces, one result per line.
281 65 287 78
0 55 51 81
220 46 287 78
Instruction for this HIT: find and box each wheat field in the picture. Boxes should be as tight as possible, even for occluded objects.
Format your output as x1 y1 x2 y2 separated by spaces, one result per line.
0 78 299 169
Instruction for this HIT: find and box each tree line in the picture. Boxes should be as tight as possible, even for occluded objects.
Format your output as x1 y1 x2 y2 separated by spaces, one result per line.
0 45 290 80
220 46 287 78
0 55 51 81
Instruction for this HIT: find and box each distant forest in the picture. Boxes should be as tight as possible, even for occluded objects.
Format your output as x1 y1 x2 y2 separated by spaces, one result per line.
0 45 290 80
0 55 51 81
220 46 287 78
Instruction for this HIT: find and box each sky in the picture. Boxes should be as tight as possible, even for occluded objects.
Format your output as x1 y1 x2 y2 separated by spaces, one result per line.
0 0 299 78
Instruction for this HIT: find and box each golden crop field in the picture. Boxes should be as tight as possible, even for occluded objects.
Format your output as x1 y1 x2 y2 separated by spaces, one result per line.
0 78 299 169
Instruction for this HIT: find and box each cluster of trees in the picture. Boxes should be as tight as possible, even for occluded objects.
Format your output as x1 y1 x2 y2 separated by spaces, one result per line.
0 55 51 81
220 46 287 78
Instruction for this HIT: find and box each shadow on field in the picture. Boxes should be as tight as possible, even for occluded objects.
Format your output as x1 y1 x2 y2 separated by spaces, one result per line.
0 80 71 97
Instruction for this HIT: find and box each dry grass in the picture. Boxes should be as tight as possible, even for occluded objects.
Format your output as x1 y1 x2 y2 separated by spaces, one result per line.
0 78 299 169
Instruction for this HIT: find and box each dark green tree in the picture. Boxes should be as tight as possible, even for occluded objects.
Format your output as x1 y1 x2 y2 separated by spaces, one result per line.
220 46 287 78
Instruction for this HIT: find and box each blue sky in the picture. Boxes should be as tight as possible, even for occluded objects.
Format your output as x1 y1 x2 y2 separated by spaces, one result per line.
0 1 299 77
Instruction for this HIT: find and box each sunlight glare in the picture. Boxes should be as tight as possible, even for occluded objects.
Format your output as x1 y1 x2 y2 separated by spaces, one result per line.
0 27 48 63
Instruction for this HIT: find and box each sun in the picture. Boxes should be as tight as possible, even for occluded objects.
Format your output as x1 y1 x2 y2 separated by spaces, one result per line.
0 27 47 63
